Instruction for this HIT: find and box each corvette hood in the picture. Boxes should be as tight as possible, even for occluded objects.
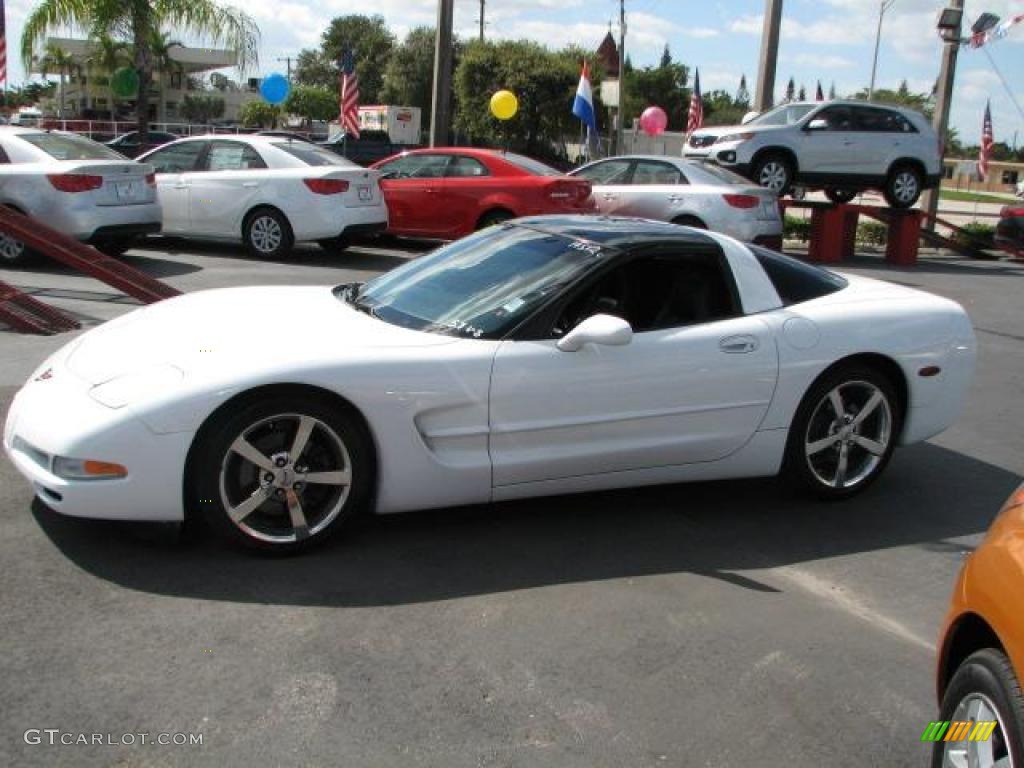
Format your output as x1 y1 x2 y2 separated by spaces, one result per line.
65 285 455 385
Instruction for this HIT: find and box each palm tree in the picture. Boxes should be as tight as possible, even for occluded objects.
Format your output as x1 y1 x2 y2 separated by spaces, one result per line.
21 0 259 143
86 34 129 118
146 29 184 125
37 42 75 118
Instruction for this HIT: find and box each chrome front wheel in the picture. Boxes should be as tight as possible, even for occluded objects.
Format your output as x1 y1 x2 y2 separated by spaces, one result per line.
942 693 1013 768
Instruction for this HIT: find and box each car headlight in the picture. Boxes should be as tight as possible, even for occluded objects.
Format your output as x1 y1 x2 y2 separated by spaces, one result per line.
716 132 755 144
89 365 185 409
53 456 128 480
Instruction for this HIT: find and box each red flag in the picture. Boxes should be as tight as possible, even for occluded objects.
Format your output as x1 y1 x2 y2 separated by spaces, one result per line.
979 100 993 181
340 49 360 139
687 69 703 134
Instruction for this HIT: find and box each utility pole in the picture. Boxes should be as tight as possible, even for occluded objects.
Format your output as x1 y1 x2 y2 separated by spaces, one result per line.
922 0 963 229
479 0 485 42
430 0 455 147
754 0 783 112
868 0 896 101
276 57 293 81
615 0 625 154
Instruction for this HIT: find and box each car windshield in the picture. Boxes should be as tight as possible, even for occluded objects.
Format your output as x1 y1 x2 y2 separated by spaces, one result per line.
271 142 358 167
748 104 817 126
502 152 562 176
347 225 605 339
21 132 124 160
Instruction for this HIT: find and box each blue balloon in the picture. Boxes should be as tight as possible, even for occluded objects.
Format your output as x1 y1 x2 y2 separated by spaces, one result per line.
260 73 290 105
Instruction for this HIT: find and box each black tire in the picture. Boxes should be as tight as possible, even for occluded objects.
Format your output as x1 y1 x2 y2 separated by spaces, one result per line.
476 209 514 230
783 364 901 499
243 207 294 258
317 236 350 254
824 188 857 205
752 154 794 195
93 236 137 257
884 164 923 209
0 233 35 266
932 649 1024 768
671 215 706 229
189 394 374 553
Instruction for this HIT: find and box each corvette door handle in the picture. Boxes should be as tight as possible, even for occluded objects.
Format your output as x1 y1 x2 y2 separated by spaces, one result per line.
719 335 759 354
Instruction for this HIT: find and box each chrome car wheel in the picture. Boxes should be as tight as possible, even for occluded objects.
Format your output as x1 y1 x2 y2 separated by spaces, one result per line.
218 413 353 545
249 215 283 255
942 693 1014 768
755 157 792 193
803 379 893 490
892 171 919 204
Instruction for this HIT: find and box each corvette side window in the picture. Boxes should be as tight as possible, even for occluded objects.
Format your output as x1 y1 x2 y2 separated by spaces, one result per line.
554 251 738 336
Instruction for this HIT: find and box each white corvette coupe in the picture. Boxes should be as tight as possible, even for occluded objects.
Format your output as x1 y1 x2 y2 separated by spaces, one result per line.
3 217 975 553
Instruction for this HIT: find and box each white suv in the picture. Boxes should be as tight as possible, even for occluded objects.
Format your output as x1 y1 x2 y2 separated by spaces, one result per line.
684 101 941 208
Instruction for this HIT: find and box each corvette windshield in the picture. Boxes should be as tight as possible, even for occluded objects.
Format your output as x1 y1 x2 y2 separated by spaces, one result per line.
350 225 604 339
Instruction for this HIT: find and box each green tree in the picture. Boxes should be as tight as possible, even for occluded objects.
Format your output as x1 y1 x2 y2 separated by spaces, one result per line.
850 81 933 118
454 40 591 158
284 85 338 125
147 29 184 123
380 26 437 132
659 44 672 69
239 99 280 128
295 14 394 103
180 92 225 123
702 90 747 127
622 58 689 130
736 75 750 108
87 34 129 116
22 0 259 142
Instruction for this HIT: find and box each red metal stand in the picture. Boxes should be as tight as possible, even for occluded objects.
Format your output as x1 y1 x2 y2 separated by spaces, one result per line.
885 209 922 266
0 207 181 334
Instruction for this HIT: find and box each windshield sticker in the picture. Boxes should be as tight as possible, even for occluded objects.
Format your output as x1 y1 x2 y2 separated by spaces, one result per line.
568 240 602 256
501 297 526 313
436 319 485 338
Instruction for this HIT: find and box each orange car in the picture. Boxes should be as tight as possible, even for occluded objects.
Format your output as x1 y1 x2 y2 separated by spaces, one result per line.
934 482 1024 767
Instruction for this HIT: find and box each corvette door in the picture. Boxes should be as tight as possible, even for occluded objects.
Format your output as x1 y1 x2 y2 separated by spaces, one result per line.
488 250 779 486
188 140 268 237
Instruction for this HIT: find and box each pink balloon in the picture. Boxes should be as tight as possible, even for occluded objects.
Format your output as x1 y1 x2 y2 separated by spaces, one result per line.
639 106 668 136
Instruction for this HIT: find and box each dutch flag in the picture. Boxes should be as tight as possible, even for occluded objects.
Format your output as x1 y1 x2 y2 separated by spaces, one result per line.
572 61 598 140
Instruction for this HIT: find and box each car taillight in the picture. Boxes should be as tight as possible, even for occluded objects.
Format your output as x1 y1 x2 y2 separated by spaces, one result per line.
1001 206 1024 218
47 174 104 193
304 178 350 195
722 193 760 209
145 172 156 187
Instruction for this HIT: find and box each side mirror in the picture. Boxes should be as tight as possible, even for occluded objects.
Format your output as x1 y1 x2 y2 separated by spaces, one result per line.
805 118 829 132
557 313 633 352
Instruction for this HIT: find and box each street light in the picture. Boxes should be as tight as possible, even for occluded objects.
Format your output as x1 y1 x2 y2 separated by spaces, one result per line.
868 0 896 101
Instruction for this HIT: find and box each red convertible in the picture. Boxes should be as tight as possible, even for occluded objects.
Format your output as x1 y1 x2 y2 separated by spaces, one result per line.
371 147 596 239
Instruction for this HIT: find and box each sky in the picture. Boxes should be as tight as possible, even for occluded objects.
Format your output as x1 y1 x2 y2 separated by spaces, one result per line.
5 0 1023 144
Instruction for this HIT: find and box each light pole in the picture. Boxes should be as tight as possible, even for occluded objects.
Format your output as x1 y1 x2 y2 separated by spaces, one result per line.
868 0 896 101
922 2 964 229
754 0 784 112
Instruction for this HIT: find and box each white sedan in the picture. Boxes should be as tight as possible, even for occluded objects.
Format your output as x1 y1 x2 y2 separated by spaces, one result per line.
0 127 162 264
570 155 782 247
137 135 388 258
3 216 976 553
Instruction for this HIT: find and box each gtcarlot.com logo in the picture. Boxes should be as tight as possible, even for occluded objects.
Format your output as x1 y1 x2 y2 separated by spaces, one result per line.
921 720 997 742
24 729 203 746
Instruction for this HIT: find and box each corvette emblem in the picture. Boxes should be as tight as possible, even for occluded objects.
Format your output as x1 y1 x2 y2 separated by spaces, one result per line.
34 368 53 381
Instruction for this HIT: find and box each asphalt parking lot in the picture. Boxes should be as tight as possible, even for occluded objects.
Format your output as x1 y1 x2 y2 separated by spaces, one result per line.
1 237 1022 767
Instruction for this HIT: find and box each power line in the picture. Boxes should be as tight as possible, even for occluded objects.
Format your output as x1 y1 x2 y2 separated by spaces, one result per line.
979 45 1024 123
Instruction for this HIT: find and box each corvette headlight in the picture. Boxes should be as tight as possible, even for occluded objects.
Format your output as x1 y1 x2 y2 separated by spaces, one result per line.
53 456 128 480
716 132 755 144
89 365 184 409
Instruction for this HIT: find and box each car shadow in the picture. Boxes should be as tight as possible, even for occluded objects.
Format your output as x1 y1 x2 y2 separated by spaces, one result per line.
136 236 419 272
31 442 1022 608
0 251 200 280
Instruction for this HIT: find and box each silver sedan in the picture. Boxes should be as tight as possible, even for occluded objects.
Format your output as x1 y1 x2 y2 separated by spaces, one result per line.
570 155 782 246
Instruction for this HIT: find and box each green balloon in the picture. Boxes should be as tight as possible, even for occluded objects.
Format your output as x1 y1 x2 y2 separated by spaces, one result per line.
110 67 139 99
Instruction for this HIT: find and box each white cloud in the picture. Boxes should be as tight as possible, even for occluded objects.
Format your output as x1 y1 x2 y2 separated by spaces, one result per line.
783 52 855 69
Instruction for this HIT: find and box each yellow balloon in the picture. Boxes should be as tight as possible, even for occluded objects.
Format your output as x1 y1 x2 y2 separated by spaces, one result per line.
490 90 518 120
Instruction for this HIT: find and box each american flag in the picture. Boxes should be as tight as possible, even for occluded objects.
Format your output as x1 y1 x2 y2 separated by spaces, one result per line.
340 49 360 139
978 100 993 182
687 68 703 134
0 0 8 86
